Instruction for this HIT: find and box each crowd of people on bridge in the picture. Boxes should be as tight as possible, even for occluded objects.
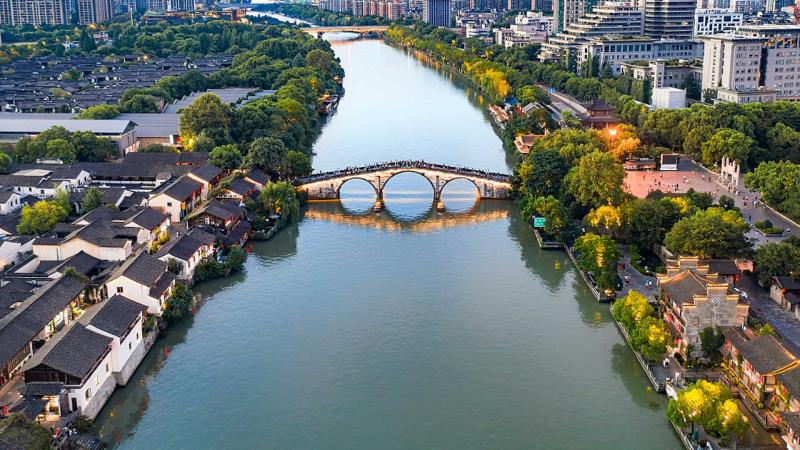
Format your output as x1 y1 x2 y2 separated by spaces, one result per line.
299 160 511 184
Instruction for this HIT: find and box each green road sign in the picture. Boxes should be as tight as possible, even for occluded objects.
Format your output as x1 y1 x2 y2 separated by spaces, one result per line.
533 217 546 228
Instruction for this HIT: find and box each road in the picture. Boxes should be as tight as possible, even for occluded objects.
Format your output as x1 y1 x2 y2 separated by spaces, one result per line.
738 272 800 356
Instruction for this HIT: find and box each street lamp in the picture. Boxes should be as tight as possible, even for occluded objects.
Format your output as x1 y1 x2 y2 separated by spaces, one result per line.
607 127 618 142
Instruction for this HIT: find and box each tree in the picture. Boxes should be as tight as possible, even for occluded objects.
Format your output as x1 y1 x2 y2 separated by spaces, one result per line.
565 151 625 207
630 316 670 362
78 104 120 119
585 205 622 236
209 144 243 170
305 48 335 74
162 284 193 322
516 149 567 198
79 29 96 52
665 207 753 259
253 181 300 227
699 327 725 364
701 129 754 168
80 188 103 213
572 232 621 290
166 258 183 275
0 152 11 173
45 138 76 163
244 137 288 176
527 195 569 239
754 242 800 286
225 245 247 272
17 198 69 235
179 93 232 144
612 290 654 331
120 94 159 113
286 150 312 177
621 199 666 250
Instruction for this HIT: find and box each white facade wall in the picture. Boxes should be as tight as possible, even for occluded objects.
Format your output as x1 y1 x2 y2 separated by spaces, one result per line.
87 315 143 373
0 193 22 214
105 276 167 316
67 349 113 417
32 237 131 262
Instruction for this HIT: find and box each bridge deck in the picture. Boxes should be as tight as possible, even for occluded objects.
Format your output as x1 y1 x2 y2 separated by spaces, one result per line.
299 161 511 184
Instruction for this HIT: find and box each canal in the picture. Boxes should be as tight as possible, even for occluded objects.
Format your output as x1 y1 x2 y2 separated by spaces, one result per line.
95 36 680 449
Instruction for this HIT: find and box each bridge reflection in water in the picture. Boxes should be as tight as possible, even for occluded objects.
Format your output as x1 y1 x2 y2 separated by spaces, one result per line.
303 198 510 233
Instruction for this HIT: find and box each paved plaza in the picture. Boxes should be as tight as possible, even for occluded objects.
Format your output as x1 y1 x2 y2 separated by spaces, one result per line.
624 157 800 247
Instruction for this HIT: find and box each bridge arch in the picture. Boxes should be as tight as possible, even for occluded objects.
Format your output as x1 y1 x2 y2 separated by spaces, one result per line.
379 170 437 198
440 177 481 198
336 177 379 198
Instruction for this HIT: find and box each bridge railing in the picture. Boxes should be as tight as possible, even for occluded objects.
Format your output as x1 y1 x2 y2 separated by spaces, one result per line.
299 161 512 184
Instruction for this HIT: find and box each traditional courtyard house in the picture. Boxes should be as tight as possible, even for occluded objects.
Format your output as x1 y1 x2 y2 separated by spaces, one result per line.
0 276 88 387
701 259 742 285
722 327 797 429
0 236 35 271
776 366 800 416
658 257 749 359
217 177 257 202
243 168 269 190
32 219 142 262
0 190 23 214
156 228 216 280
781 412 800 450
0 174 71 199
147 176 203 222
21 323 114 420
185 200 245 231
104 251 176 316
73 206 171 247
187 164 223 200
771 276 800 320
80 294 147 386
18 295 146 421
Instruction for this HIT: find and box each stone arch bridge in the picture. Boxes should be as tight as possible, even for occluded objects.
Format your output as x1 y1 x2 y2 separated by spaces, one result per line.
301 25 389 38
297 161 513 204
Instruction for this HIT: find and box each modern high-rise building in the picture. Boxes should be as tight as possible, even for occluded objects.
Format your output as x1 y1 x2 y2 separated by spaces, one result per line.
644 0 696 39
552 0 588 33
76 0 112 23
693 8 742 36
422 0 450 26
698 33 775 104
0 0 68 25
540 2 644 63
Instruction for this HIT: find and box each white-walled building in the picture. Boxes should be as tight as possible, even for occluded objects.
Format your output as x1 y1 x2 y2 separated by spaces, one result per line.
155 228 216 280
652 87 688 108
699 33 775 104
104 251 176 316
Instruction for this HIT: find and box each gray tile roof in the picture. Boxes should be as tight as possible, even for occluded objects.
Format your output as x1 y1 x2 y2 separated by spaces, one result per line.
20 381 63 397
0 276 88 367
189 164 222 183
128 207 169 230
117 252 169 287
735 332 795 375
0 119 132 135
27 323 111 379
156 228 214 261
782 411 800 434
83 295 144 338
154 177 202 202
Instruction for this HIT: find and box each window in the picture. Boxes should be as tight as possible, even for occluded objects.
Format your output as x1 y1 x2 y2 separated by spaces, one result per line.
136 332 140 340
86 388 92 399
116 286 124 293
693 318 700 326
105 363 110 373
129 342 132 350
167 202 172 207
96 375 100 386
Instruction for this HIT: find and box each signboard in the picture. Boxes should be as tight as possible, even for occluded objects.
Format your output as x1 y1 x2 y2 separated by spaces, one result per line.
533 217 546 228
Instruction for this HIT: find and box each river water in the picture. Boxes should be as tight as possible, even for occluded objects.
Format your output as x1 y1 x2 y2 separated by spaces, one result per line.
95 35 680 449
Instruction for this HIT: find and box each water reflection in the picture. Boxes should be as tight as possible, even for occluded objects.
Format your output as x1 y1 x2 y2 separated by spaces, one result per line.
304 198 509 233
610 343 665 410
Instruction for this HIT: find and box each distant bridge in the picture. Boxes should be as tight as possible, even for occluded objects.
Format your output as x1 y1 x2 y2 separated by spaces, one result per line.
297 161 513 205
300 25 389 37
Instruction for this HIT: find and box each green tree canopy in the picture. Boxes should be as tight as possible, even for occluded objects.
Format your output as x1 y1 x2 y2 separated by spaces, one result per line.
565 151 625 207
701 128 754 168
77 104 120 119
17 198 69 235
244 137 288 176
179 93 232 144
754 242 800 286
286 150 312 177
664 207 752 259
80 188 103 213
209 144 243 170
